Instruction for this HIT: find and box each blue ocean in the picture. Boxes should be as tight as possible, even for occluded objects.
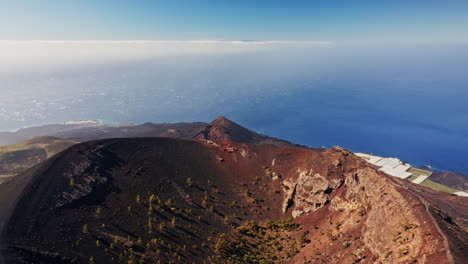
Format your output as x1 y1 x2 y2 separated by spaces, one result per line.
1 43 467 173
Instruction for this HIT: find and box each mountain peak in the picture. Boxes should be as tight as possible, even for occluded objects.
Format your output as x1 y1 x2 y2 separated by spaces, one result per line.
195 116 297 147
210 115 234 126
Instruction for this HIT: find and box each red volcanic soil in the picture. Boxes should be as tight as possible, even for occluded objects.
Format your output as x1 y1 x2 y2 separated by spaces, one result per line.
0 137 465 264
193 116 302 147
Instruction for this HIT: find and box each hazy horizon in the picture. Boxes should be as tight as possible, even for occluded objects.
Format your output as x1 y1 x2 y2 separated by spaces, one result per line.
1 40 467 174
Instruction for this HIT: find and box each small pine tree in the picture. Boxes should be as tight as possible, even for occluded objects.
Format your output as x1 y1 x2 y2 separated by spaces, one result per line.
96 207 102 214
148 219 152 230
187 177 193 187
136 195 141 203
82 224 88 234
171 217 176 227
69 179 75 186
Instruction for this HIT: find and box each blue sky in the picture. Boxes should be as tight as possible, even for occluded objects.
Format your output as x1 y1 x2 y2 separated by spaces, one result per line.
0 1 468 173
1 0 468 43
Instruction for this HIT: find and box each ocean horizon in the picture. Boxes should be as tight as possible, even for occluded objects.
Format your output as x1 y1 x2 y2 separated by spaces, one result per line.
1 43 467 174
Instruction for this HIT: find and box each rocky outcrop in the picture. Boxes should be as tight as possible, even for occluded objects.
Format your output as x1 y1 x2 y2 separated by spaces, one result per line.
278 147 455 263
340 167 450 263
281 168 343 218
55 145 120 208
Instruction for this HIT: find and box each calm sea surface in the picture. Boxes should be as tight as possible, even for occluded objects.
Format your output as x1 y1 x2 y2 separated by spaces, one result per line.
1 44 467 173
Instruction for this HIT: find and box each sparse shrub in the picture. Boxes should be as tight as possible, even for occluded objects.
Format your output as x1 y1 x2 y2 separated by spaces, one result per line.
149 194 156 203
398 247 409 257
357 205 366 216
299 233 311 245
96 207 102 215
187 177 193 187
214 233 229 253
342 241 351 249
69 179 75 186
224 216 230 225
404 224 418 231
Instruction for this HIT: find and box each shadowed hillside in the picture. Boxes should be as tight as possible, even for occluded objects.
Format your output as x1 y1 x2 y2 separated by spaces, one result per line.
0 137 76 183
429 171 468 192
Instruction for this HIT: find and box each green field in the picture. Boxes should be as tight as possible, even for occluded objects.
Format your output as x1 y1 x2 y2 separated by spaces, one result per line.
405 175 419 182
0 137 77 179
0 137 76 158
419 179 459 194
407 167 432 177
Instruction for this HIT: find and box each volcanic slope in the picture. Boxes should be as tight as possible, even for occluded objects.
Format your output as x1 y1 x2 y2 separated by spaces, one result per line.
0 137 466 264
193 116 303 147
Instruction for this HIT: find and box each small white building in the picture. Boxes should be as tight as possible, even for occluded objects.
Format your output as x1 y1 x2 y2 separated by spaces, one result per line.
453 191 468 197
